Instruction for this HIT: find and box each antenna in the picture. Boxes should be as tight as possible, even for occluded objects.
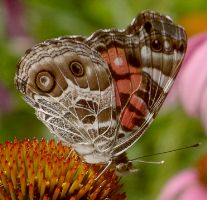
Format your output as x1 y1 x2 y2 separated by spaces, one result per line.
129 143 201 162
129 159 165 165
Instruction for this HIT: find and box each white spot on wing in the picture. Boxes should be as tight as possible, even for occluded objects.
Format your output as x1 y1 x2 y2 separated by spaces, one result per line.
114 57 123 66
142 67 173 89
140 46 151 64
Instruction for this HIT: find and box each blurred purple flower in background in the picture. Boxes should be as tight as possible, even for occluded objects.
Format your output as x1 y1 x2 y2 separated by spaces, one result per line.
4 0 26 38
0 0 30 115
0 82 13 113
3 0 33 54
1 0 34 114
159 154 207 200
167 32 207 133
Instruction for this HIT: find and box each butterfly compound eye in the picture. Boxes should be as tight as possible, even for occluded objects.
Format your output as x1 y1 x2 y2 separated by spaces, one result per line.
151 38 163 52
35 71 55 92
69 61 85 77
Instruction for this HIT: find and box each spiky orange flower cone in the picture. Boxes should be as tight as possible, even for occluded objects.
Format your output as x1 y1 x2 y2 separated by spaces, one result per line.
0 139 126 200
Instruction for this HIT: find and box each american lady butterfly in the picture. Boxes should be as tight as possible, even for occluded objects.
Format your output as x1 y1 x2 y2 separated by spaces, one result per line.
15 10 187 175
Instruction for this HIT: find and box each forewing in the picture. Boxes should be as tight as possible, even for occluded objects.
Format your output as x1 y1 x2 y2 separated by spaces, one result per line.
86 10 187 156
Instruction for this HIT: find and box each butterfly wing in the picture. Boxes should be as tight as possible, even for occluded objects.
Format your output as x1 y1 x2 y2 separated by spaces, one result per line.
15 10 187 164
86 10 187 156
15 36 119 163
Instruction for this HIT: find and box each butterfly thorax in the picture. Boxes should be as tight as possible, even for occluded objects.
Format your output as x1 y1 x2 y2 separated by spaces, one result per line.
112 153 138 176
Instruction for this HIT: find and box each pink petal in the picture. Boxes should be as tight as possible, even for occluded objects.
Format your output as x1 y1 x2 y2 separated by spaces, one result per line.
183 32 207 67
165 33 207 107
180 182 207 200
178 34 207 116
158 169 198 200
200 85 207 132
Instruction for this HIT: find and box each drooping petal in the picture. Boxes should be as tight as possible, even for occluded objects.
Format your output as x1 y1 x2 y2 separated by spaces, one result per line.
158 170 198 200
165 33 207 108
178 181 207 200
200 86 207 133
178 33 207 117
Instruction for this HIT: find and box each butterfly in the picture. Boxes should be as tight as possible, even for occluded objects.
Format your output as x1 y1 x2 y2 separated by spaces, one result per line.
15 10 187 175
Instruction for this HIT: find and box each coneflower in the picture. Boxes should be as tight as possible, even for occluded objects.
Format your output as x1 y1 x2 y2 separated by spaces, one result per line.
0 139 125 200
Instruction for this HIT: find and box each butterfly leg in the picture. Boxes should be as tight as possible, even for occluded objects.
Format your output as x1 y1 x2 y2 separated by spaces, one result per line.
95 160 113 181
64 148 75 162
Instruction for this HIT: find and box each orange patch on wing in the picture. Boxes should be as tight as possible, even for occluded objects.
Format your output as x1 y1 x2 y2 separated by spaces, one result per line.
100 47 142 114
121 95 148 130
131 73 142 91
117 79 131 94
101 47 129 75
101 52 110 64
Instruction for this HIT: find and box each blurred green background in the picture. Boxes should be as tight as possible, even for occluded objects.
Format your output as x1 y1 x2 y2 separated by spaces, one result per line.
0 0 207 199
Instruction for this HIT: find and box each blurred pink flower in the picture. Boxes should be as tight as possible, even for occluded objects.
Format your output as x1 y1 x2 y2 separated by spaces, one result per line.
167 32 207 132
159 155 207 200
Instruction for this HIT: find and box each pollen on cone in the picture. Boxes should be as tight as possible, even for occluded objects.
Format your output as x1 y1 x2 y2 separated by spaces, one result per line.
0 139 126 199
